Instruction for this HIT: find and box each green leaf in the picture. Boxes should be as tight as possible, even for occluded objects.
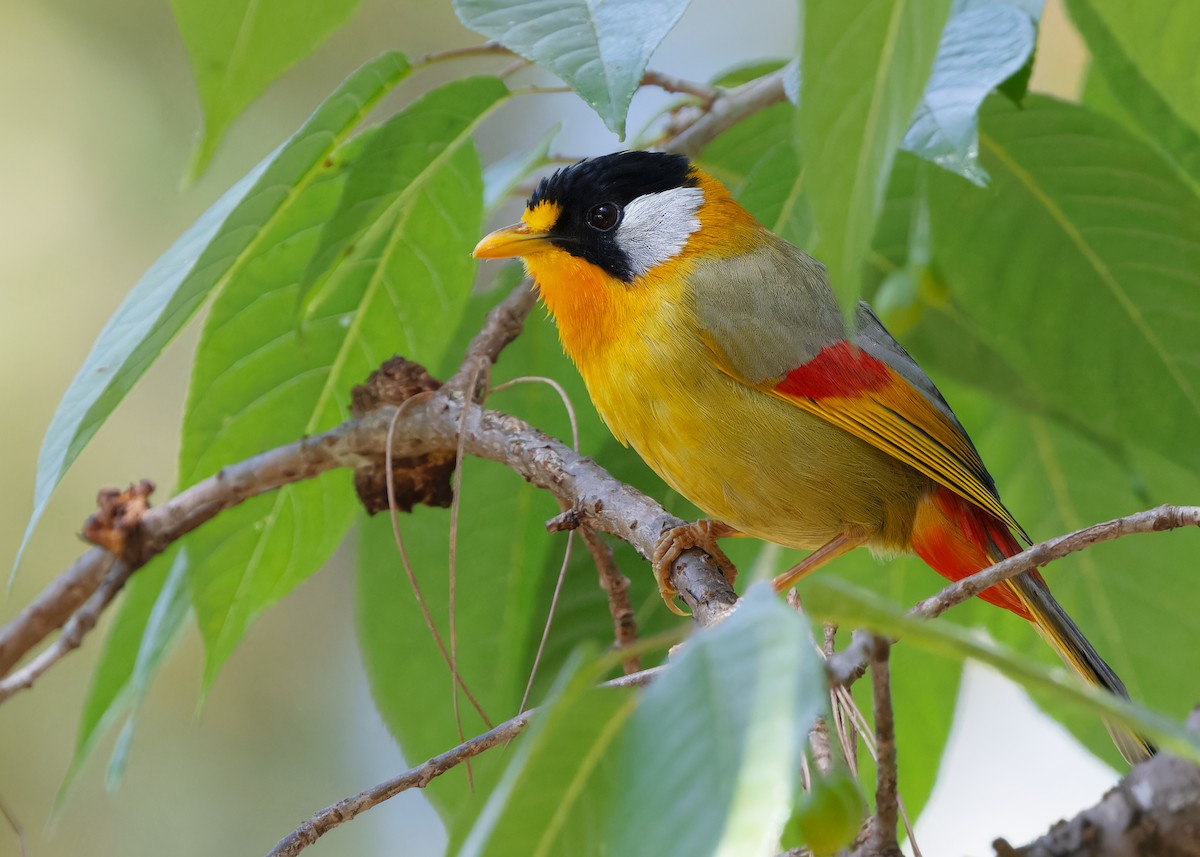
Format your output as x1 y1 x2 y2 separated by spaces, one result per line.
299 76 508 313
452 0 691 137
356 495 547 831
454 651 637 857
170 0 364 179
783 770 866 856
612 584 828 856
901 0 1036 184
799 0 951 307
1079 0 1200 142
711 58 789 89
186 79 491 685
927 95 1200 472
1068 0 1200 194
14 51 410 580
698 103 811 246
802 575 1200 763
57 548 185 807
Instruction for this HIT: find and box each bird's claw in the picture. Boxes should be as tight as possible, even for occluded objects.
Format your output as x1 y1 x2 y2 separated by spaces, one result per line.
651 520 738 616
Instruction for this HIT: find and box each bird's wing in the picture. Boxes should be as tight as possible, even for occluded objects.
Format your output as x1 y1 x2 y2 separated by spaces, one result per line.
690 242 1027 542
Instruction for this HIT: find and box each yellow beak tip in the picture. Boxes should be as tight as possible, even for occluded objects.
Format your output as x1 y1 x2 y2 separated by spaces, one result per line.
472 224 550 260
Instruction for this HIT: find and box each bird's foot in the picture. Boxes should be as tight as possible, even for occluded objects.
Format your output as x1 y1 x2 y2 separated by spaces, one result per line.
652 520 739 616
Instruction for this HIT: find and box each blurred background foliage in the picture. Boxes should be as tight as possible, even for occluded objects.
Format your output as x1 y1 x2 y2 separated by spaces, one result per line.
1 0 1194 855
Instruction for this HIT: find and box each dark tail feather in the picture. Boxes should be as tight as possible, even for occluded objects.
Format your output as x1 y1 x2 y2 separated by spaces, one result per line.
1007 572 1155 764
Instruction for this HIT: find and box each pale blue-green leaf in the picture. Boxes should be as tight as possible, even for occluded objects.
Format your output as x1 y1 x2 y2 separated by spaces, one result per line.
187 110 486 685
484 124 559 213
105 550 190 788
454 651 636 857
901 1 1035 184
14 51 410 580
612 584 828 856
803 576 1200 763
56 548 179 810
1068 0 1200 194
452 0 691 136
1083 0 1200 141
299 76 507 313
170 0 364 179
800 0 952 309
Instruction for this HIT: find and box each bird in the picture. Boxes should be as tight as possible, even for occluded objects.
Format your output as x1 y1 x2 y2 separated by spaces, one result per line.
472 150 1152 764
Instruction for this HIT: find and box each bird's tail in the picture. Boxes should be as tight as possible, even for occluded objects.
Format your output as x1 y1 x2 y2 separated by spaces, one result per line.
911 486 1154 764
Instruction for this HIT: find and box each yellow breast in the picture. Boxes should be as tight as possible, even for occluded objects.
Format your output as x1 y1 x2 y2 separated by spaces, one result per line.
523 177 926 551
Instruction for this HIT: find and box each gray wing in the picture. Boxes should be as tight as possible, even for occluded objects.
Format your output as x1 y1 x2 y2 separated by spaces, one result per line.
689 233 847 383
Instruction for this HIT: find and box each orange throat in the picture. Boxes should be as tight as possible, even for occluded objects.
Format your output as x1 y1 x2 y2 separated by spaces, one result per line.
523 248 636 367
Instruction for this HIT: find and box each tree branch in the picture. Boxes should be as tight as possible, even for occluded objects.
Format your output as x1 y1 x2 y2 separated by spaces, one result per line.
0 289 736 694
993 706 1200 857
0 559 135 703
265 667 663 857
0 551 115 677
868 637 901 857
579 526 641 673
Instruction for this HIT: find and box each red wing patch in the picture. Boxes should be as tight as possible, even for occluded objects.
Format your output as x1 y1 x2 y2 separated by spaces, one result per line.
774 341 892 399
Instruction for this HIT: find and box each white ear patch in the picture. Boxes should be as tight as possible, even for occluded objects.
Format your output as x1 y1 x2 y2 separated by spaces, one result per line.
615 186 705 277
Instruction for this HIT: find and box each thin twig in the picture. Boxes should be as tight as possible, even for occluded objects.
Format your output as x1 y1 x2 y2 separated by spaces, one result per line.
909 505 1200 621
267 709 536 857
0 551 114 677
447 363 484 789
415 41 513 68
832 684 920 854
488 373 582 707
0 559 134 703
580 527 640 674
828 630 875 687
446 283 538 398
869 638 900 857
824 506 1200 686
520 530 575 712
266 666 663 857
384 396 493 728
663 69 788 156
641 69 718 106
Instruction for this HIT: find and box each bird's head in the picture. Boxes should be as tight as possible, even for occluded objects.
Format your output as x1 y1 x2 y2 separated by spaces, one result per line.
474 150 758 276
473 151 759 359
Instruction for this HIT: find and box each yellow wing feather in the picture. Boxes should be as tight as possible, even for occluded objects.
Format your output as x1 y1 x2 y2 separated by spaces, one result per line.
765 382 1031 544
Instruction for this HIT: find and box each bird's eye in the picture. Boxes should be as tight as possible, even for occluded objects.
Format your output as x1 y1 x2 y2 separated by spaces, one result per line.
586 202 621 232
